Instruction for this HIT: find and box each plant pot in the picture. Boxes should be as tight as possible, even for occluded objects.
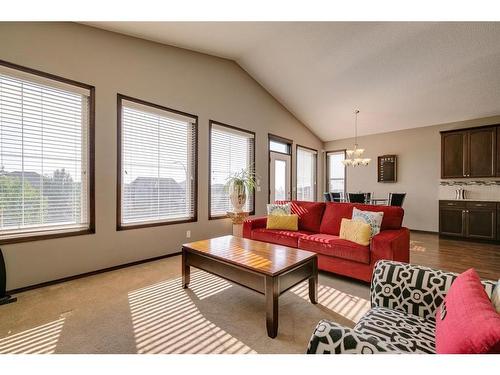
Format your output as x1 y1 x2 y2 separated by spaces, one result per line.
229 180 247 212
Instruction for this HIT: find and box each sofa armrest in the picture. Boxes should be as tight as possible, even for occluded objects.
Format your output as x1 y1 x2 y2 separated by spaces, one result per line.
370 260 496 320
370 228 410 265
242 216 267 239
307 319 402 354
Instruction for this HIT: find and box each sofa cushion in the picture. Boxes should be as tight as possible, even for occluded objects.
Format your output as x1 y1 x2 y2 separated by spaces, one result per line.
320 202 404 236
435 268 500 354
298 233 370 264
251 228 313 248
275 200 325 232
355 307 436 354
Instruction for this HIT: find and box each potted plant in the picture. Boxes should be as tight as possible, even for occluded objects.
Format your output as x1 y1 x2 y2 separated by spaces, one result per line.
225 166 257 212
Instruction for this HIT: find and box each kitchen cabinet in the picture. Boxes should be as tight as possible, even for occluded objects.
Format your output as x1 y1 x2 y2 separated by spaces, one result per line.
439 200 497 241
441 125 497 178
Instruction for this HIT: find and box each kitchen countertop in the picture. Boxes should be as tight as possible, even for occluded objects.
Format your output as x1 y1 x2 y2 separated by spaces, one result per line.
440 199 500 202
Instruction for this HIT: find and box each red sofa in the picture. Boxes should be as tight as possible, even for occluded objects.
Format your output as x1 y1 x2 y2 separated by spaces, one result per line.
242 201 410 282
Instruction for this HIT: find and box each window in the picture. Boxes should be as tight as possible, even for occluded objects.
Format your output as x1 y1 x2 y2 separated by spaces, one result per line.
0 61 94 244
327 150 346 195
269 140 290 154
296 146 317 201
117 95 197 229
209 121 255 218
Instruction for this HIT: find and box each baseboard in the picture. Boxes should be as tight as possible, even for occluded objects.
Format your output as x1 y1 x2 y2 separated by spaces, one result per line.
7 252 181 295
410 229 439 235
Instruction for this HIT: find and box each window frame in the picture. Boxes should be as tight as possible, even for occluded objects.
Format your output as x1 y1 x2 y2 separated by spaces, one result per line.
116 94 198 231
295 144 318 202
0 59 95 245
267 133 293 203
326 149 347 196
208 120 256 220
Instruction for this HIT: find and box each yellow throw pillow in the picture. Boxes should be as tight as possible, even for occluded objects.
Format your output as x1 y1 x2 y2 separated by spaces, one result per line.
339 218 372 246
266 214 299 231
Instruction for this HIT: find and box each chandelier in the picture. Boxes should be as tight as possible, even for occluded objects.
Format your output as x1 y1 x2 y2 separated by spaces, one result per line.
341 109 371 167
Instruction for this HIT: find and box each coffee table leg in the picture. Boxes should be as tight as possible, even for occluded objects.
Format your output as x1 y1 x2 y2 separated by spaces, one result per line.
182 248 190 288
265 275 279 338
309 258 318 304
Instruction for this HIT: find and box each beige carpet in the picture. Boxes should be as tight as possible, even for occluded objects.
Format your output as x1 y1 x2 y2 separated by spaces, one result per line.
0 255 370 354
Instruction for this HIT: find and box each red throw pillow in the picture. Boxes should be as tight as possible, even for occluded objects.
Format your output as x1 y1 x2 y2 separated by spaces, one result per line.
435 268 500 354
275 201 325 232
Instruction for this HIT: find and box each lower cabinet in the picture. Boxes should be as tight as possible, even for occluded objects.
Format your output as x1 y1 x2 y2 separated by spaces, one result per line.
439 200 497 241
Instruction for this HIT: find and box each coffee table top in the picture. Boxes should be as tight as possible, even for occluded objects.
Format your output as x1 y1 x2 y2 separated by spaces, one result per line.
182 235 316 276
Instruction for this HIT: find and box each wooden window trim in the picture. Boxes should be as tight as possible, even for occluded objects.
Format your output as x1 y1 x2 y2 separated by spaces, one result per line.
208 120 256 220
295 144 318 202
0 59 95 245
116 94 199 231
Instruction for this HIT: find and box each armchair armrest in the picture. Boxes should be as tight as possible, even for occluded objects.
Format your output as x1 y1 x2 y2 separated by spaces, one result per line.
242 216 267 239
307 320 402 354
370 260 496 320
370 228 410 264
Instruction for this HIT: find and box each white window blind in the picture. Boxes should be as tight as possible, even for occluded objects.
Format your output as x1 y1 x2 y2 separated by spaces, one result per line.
0 66 91 241
210 122 255 217
328 151 346 194
296 146 317 201
119 98 197 227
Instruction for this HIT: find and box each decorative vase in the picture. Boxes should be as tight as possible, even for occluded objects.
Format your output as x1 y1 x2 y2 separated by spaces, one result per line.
229 180 247 212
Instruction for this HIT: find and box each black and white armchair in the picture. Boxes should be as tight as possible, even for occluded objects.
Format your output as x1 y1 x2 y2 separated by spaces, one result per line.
307 260 496 354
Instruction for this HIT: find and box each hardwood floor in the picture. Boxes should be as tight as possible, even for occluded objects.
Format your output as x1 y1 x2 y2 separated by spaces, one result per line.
410 231 500 280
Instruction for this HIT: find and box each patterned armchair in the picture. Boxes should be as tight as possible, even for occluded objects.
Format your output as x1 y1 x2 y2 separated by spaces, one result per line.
307 260 496 354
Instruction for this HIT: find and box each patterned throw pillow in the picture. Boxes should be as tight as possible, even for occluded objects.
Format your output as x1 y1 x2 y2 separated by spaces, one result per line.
351 207 384 237
492 280 500 313
267 203 291 216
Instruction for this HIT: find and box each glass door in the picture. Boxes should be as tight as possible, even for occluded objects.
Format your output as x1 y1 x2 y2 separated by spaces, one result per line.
270 152 291 202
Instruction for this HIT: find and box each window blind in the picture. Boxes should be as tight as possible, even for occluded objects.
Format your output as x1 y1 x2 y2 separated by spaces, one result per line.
210 123 255 217
296 146 317 201
119 98 197 227
0 67 91 241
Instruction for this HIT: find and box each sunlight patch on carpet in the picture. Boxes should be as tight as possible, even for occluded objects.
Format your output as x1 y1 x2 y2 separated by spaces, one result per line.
128 271 256 354
0 317 65 354
291 282 370 323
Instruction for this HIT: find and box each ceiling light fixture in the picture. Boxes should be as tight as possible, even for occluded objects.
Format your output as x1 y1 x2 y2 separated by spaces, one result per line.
342 109 371 167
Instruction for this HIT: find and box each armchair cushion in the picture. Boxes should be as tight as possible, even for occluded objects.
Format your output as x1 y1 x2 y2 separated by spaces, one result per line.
307 319 402 354
355 307 435 353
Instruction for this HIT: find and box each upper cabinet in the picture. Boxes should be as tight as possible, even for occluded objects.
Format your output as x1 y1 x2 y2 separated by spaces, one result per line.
441 125 497 178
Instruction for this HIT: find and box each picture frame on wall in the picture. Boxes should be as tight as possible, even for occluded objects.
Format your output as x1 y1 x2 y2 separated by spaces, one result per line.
378 155 397 183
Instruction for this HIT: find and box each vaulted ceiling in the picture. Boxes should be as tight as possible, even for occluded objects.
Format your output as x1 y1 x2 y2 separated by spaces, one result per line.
83 22 500 141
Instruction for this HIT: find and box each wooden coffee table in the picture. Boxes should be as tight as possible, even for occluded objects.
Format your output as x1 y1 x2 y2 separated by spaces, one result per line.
182 235 318 338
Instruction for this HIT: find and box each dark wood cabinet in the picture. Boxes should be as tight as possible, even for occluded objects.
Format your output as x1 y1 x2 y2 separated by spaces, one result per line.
439 200 497 241
439 201 466 237
441 125 498 178
468 127 496 177
465 202 496 240
441 131 467 178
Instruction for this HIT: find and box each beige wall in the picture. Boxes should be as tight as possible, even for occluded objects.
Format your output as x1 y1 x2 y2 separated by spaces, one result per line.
324 115 500 232
0 22 323 290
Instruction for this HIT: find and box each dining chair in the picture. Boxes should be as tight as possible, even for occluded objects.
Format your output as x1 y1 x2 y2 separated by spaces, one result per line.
323 192 332 202
388 192 406 207
330 192 342 202
364 192 372 204
348 193 366 203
